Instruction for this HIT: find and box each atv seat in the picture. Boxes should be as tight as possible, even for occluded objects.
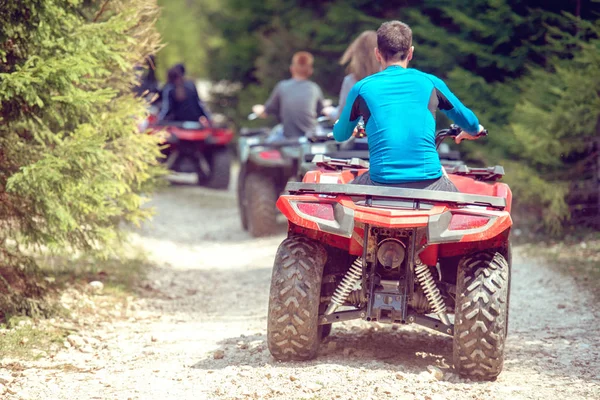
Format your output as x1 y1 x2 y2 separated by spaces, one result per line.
311 154 369 170
445 165 505 182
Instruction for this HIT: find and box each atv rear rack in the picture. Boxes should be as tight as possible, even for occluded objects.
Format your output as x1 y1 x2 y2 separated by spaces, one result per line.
285 182 506 209
444 165 505 182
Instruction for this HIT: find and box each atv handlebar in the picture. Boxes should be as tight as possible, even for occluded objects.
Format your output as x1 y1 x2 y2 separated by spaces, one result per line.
435 124 487 148
325 123 486 147
355 121 366 138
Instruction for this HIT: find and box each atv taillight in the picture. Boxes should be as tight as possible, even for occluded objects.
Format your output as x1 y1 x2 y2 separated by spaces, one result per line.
258 150 282 160
449 214 490 230
297 203 335 221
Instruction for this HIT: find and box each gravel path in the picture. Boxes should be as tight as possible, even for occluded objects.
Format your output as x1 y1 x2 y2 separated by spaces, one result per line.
2 175 599 400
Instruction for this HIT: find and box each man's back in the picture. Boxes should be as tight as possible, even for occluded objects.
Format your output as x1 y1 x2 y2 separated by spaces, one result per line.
265 79 324 138
334 66 479 184
159 80 210 122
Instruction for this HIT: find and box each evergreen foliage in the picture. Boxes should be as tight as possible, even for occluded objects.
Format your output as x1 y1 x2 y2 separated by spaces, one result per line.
155 0 223 80
510 17 600 232
204 0 599 232
0 0 163 313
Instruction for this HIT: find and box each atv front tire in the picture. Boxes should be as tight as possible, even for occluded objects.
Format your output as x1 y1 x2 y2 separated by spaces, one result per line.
245 172 279 237
205 147 231 189
267 236 327 361
453 251 510 381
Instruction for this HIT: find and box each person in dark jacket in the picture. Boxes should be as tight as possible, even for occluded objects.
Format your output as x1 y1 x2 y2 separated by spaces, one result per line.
133 55 161 105
158 65 211 125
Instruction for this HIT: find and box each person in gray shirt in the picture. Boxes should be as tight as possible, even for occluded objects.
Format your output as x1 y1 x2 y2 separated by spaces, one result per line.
252 51 325 139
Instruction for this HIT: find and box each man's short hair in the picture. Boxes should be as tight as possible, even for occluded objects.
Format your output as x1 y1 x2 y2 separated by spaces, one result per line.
377 21 412 62
292 51 314 67
291 51 314 78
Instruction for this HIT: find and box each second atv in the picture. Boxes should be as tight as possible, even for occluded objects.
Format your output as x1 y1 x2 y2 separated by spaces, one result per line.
237 116 369 237
148 120 233 189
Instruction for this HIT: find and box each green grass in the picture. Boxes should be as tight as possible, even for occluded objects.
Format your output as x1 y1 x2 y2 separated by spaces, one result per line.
0 317 66 360
39 246 149 299
0 244 151 359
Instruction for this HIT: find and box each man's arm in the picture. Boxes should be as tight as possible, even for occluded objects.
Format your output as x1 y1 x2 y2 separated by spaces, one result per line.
189 83 212 121
429 75 480 135
333 83 361 142
262 82 282 117
157 85 173 121
315 85 324 116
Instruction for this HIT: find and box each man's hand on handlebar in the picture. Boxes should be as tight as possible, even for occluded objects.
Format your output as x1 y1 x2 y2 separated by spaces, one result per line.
455 124 486 144
322 105 336 118
352 121 366 138
199 116 211 127
252 104 267 119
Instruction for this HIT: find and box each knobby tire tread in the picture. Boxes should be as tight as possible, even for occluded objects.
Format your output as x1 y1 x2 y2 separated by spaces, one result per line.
205 147 231 189
246 172 278 237
453 251 509 381
267 236 327 361
237 165 249 230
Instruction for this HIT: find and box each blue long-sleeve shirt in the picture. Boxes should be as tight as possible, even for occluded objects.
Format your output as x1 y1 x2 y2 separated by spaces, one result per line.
333 66 479 184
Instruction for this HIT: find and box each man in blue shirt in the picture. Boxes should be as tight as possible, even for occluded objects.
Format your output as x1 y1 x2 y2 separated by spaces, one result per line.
333 21 485 192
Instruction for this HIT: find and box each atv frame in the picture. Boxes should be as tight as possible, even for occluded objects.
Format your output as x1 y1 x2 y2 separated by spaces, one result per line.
266 126 512 381
149 121 233 189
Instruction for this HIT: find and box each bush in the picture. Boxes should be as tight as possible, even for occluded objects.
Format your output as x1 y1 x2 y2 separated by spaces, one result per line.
0 0 163 317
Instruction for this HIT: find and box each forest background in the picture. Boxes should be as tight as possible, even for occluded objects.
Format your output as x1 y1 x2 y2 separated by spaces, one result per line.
0 0 598 322
157 0 600 234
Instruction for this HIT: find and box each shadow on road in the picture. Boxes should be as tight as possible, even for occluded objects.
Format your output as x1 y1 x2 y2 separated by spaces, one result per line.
190 325 454 375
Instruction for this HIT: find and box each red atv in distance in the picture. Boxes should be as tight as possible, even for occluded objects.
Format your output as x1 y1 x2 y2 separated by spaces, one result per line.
267 125 512 381
144 112 233 189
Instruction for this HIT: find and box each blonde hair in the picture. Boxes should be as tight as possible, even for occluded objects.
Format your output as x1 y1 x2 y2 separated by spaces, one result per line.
340 30 379 81
291 51 314 79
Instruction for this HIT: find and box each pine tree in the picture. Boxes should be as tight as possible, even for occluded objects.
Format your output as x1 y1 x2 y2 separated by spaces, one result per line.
509 17 600 232
155 0 223 79
0 0 163 317
205 0 599 232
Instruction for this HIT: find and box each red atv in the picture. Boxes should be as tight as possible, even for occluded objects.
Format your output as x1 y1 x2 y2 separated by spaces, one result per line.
266 125 512 381
146 116 233 189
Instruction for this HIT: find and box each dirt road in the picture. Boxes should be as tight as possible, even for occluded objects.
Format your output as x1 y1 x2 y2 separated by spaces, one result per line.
3 178 600 399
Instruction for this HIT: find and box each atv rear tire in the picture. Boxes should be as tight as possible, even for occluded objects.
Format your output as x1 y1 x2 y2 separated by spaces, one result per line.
453 251 510 381
267 236 327 361
237 166 249 231
245 172 279 237
204 147 231 189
